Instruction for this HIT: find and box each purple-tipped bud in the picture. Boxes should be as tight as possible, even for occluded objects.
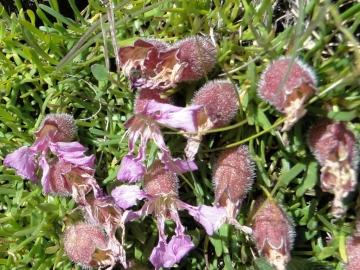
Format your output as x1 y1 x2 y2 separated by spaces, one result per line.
63 223 114 268
34 113 77 142
185 80 240 161
213 145 255 217
251 197 295 270
143 160 179 196
154 36 217 85
308 119 358 218
257 56 317 131
345 235 360 270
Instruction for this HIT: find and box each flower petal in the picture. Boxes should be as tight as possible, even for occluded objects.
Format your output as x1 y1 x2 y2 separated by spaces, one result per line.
161 151 198 174
181 203 226 235
111 185 148 209
39 152 51 193
117 154 146 183
49 142 95 168
4 146 39 182
145 100 202 132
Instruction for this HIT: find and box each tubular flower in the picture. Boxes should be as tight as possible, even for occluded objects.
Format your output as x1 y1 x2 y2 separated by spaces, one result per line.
82 194 129 269
308 119 359 218
117 89 202 183
63 222 116 269
251 197 295 270
112 160 226 270
212 145 254 234
118 36 217 90
185 80 240 161
257 56 317 131
4 114 77 182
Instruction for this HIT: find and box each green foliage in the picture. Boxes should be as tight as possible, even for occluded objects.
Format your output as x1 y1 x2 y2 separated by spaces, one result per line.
0 0 359 269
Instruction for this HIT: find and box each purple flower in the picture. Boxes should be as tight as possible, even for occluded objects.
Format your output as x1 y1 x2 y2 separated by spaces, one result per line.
4 114 77 182
112 161 226 269
117 90 202 183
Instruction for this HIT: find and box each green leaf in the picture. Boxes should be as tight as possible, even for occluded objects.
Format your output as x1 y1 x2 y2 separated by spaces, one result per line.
91 64 109 81
296 160 318 196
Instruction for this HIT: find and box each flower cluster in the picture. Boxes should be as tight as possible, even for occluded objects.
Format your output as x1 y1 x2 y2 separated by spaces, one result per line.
4 114 128 269
6 36 359 270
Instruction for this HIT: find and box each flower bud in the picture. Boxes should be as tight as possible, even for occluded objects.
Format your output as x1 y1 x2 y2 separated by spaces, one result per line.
34 113 77 142
308 119 358 218
257 56 317 131
345 235 360 270
63 223 114 268
185 80 240 161
251 197 295 270
213 145 255 217
143 160 179 196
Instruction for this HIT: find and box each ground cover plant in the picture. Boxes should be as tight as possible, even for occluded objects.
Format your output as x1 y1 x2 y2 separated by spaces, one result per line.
0 0 360 269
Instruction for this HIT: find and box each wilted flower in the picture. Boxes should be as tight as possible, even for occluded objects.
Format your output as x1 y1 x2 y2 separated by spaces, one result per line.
112 160 226 270
45 141 101 196
118 38 169 89
185 80 240 161
212 145 254 233
257 56 317 131
63 222 115 269
117 88 202 183
151 36 217 89
118 36 217 90
308 118 358 218
4 114 77 182
345 234 360 270
251 197 295 270
82 194 129 268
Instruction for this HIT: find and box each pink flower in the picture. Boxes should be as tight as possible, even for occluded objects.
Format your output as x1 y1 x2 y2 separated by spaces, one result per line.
117 89 202 183
251 197 295 270
40 141 99 195
257 56 317 131
4 114 77 182
308 118 358 218
212 145 254 234
112 161 226 270
185 80 240 161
